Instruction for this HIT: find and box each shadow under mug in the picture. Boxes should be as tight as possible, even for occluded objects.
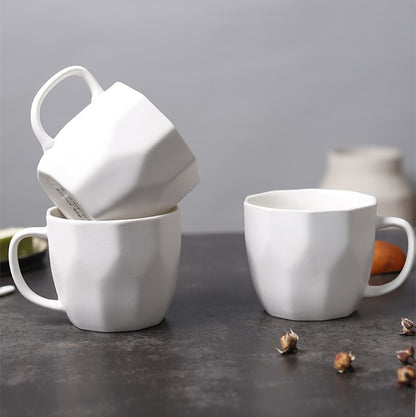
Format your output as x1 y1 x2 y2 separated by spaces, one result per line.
8 207 181 332
244 189 416 321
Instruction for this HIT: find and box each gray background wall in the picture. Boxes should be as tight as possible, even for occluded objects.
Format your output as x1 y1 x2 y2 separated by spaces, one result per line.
1 0 414 233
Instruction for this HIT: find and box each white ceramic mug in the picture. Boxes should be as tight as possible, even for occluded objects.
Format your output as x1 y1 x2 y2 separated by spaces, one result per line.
244 189 416 321
8 207 181 332
32 66 199 220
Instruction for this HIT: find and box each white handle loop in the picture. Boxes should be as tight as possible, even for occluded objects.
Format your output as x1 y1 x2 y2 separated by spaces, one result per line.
364 216 416 297
31 66 104 151
8 227 64 311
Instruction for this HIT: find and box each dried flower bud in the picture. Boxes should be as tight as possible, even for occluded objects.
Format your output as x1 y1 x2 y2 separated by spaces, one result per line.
396 346 415 365
400 318 416 336
397 365 415 387
334 351 355 373
276 329 299 354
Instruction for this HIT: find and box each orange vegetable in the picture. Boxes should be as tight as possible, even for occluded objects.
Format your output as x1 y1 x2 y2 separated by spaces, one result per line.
371 240 406 275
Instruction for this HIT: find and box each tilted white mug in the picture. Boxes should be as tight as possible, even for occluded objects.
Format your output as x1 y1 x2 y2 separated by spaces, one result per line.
32 66 199 220
8 207 181 332
244 189 416 321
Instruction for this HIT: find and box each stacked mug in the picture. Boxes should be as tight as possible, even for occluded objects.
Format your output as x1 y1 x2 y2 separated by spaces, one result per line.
9 66 199 332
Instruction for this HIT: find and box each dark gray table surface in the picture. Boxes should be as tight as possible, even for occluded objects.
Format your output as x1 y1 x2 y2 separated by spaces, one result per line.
1 233 415 417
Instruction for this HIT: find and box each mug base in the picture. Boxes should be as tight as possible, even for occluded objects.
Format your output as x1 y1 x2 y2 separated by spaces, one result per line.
69 316 165 333
37 174 91 220
263 308 357 322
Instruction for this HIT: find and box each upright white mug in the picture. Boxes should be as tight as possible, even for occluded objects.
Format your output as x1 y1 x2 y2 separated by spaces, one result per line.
32 66 199 220
244 189 416 321
8 207 181 332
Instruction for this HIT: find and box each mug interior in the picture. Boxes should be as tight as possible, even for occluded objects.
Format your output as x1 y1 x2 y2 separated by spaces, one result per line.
245 189 376 212
50 208 66 219
48 206 178 222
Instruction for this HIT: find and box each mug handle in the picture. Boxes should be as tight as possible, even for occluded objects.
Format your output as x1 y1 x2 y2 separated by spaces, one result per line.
31 66 104 152
364 216 416 297
8 227 64 311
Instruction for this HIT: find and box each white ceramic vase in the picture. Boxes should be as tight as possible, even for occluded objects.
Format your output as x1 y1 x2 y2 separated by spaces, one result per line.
320 146 415 225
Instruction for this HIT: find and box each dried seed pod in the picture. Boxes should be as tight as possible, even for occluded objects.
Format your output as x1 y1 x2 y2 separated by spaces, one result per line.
396 346 415 365
397 365 415 387
400 318 416 336
334 351 355 373
276 329 299 354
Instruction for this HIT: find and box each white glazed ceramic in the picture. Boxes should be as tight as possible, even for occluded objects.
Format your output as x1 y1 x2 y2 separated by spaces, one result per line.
244 189 416 321
8 207 181 332
320 146 415 225
32 66 199 220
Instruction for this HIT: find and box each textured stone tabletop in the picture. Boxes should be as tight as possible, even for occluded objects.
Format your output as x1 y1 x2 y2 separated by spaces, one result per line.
1 233 415 417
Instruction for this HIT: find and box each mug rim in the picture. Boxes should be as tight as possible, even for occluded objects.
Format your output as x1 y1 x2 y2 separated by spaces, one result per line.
47 206 179 224
244 188 377 213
